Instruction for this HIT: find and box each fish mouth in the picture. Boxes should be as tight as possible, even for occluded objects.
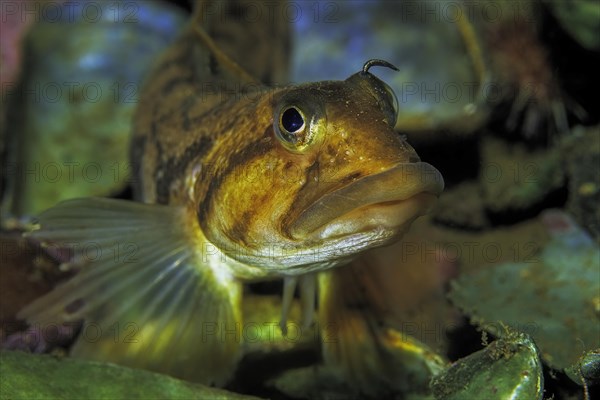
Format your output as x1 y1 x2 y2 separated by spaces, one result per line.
289 162 444 240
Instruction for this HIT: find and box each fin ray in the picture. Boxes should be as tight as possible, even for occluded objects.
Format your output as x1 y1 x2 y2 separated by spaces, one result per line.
19 242 183 322
19 198 243 386
280 277 298 334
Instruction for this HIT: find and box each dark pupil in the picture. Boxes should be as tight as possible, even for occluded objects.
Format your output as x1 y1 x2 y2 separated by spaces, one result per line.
281 108 304 133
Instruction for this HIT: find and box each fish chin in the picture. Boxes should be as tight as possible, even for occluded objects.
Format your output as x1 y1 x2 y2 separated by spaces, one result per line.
289 162 444 241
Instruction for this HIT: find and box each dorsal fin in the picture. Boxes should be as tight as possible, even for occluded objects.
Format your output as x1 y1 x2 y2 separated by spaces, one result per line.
190 6 260 85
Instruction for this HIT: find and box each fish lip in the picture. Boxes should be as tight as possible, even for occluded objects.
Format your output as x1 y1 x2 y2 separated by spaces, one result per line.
307 193 437 241
289 162 444 240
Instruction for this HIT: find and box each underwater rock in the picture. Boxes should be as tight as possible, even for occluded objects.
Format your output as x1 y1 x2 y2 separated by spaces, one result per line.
432 181 490 230
563 125 600 241
479 135 565 213
449 209 600 371
268 366 362 400
0 350 259 400
0 0 187 227
269 365 438 400
565 348 600 387
543 0 600 51
430 332 544 400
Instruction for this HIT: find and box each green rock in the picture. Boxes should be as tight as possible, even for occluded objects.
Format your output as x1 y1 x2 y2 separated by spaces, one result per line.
270 365 435 400
449 219 600 370
432 181 490 229
0 350 260 400
431 333 544 400
565 349 600 386
479 136 565 213
563 125 600 240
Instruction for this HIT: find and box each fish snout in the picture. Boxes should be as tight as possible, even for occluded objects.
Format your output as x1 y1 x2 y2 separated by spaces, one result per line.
289 161 444 241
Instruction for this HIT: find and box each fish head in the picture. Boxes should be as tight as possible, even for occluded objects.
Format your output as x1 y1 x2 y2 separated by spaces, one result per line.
198 61 444 275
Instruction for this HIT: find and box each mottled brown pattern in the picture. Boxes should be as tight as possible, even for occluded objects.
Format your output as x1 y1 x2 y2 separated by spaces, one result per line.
155 136 214 204
134 0 293 180
131 3 438 270
132 23 257 203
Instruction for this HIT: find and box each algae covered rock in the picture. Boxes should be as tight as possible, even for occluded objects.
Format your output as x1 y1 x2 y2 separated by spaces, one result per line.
431 333 544 400
563 125 600 240
432 181 490 230
565 348 600 387
449 210 600 371
479 136 565 213
0 350 259 400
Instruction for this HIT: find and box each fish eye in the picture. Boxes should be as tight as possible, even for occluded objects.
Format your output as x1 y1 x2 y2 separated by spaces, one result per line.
273 93 326 152
275 105 312 151
280 107 305 134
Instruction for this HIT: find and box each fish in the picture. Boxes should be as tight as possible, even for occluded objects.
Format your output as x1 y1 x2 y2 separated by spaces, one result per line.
17 10 444 387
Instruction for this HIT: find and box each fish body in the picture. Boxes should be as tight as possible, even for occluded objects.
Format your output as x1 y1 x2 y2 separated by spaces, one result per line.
19 14 443 387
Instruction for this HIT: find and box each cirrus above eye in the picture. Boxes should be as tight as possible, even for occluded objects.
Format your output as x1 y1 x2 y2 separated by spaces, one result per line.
280 107 305 134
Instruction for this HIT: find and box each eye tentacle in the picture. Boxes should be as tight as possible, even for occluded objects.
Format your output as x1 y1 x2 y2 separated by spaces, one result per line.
362 59 399 75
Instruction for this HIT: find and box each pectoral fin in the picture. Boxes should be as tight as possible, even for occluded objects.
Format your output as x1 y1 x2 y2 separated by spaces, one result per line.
18 198 243 386
319 266 392 396
319 263 446 397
